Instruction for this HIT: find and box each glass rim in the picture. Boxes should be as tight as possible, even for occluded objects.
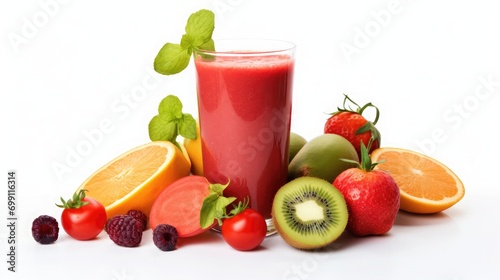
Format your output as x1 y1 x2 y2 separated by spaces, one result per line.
194 38 296 56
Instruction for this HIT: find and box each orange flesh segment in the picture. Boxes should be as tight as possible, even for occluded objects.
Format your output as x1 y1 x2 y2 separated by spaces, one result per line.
83 145 168 207
377 151 458 200
371 147 465 214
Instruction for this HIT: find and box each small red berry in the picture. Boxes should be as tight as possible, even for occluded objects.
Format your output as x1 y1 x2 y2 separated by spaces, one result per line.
153 224 178 251
106 215 143 247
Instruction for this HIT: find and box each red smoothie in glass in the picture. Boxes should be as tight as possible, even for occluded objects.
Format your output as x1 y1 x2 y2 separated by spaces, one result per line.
195 54 294 219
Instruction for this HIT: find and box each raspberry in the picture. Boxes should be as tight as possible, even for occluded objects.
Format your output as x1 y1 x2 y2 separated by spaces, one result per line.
106 215 143 247
126 210 148 231
32 215 59 244
153 224 178 251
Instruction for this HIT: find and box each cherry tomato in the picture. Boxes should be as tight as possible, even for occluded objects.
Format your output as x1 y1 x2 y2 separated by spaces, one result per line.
57 190 107 240
221 208 267 251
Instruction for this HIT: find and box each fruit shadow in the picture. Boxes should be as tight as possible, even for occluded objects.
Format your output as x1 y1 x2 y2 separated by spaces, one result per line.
310 212 456 253
394 210 453 227
319 231 385 252
176 230 224 248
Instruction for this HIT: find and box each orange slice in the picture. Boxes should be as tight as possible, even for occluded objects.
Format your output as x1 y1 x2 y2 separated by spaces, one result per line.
370 147 465 214
76 141 191 219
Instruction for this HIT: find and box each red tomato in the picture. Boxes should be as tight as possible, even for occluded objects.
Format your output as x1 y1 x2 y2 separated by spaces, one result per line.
221 208 267 251
58 190 107 241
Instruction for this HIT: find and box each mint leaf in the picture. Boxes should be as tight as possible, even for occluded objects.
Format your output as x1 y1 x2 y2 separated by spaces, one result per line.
148 115 177 141
200 193 219 229
198 38 215 52
154 9 215 76
148 94 197 150
179 113 197 140
199 181 237 228
180 34 196 53
154 43 191 75
185 9 215 43
208 181 230 196
215 196 236 216
199 194 236 229
158 95 183 118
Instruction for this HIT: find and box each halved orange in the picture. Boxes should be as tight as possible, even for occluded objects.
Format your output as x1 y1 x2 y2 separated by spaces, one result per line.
370 147 465 214
76 141 191 219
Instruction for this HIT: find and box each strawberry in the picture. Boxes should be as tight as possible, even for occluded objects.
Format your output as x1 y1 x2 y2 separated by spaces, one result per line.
324 94 381 157
333 139 400 236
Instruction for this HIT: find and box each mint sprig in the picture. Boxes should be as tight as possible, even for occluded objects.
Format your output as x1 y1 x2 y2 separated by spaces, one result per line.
154 9 215 75
199 180 252 229
148 95 197 150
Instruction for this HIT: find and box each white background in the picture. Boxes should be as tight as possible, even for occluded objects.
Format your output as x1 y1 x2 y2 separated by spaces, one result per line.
1 0 500 279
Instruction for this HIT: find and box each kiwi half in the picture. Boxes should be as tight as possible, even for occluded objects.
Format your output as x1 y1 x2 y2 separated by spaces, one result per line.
272 177 348 250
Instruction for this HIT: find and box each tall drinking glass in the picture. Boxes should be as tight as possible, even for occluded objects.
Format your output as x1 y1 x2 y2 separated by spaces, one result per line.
193 39 295 235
